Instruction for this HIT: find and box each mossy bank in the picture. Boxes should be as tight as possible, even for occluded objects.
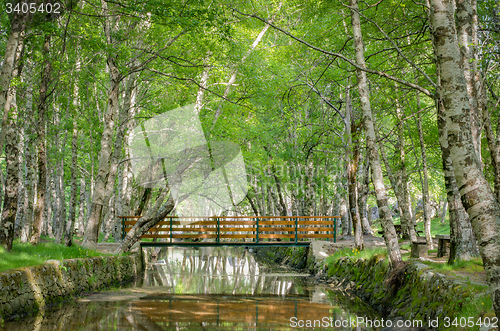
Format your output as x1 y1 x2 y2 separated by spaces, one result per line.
254 244 492 330
0 252 143 324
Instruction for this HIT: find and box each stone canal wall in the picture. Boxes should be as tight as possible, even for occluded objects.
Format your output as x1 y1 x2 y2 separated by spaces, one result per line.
255 243 486 327
0 252 142 322
324 256 479 322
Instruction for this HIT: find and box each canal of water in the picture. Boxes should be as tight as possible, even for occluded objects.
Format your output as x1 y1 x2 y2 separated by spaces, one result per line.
2 247 387 330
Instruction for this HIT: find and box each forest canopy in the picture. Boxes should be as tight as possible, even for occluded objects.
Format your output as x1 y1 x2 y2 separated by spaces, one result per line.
0 0 499 318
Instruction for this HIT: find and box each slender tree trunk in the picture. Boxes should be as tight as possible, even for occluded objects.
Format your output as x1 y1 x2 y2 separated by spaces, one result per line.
77 176 86 236
0 125 20 251
135 187 152 216
429 0 500 316
339 192 350 235
43 171 52 238
15 108 25 241
54 126 67 245
349 0 401 266
0 13 28 153
100 73 136 243
64 120 78 246
246 191 260 216
440 199 448 223
379 138 415 239
119 77 138 220
271 165 287 216
358 149 372 235
84 0 121 245
0 52 22 250
394 91 417 242
30 35 50 245
21 67 35 242
345 82 363 248
415 112 433 249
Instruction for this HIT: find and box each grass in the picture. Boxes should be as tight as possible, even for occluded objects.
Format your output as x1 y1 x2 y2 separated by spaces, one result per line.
372 216 450 237
0 236 112 273
414 218 450 236
419 257 484 273
327 246 388 262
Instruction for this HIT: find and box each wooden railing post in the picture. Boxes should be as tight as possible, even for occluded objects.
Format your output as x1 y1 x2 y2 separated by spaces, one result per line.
295 217 298 243
333 217 337 243
256 217 259 243
169 217 173 242
121 217 125 240
217 217 220 244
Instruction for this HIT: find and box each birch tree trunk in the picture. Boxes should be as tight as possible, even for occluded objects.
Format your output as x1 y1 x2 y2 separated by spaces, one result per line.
115 192 175 253
349 0 402 266
0 55 22 250
0 123 20 251
394 91 417 242
345 83 363 248
101 73 137 242
339 192 350 235
0 12 28 153
417 115 433 249
30 35 50 245
16 110 25 240
84 1 121 244
64 120 78 246
358 149 372 235
21 68 35 243
379 138 416 240
429 0 500 316
437 95 479 262
77 176 86 236
54 123 67 245
456 0 482 162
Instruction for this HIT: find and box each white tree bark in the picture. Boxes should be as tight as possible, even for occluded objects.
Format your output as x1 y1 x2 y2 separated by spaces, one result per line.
429 0 500 316
84 2 121 243
349 0 401 265
30 35 50 245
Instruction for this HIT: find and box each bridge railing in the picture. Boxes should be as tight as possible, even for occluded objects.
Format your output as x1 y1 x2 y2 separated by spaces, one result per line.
120 216 340 244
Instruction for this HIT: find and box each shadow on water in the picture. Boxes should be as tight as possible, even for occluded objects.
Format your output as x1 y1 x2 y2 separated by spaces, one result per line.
1 247 395 330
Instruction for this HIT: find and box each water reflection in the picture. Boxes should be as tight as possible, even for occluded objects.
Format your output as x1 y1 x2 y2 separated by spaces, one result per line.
145 247 307 297
1 247 383 330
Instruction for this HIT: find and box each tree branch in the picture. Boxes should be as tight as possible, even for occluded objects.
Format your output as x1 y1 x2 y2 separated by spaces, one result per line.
229 6 433 97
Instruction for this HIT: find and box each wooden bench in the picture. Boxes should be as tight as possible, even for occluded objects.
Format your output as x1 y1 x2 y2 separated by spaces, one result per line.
435 235 451 257
411 240 428 258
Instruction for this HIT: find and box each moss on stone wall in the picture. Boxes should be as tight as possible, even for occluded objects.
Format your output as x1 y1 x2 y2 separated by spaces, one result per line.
254 245 489 330
253 246 310 270
325 256 490 329
0 252 142 323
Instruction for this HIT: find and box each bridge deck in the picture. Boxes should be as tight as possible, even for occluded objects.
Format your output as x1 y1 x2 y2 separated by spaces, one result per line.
121 216 339 247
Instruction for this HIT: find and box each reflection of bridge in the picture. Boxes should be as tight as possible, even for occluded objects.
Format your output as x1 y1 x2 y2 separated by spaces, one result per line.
121 216 340 247
131 294 344 329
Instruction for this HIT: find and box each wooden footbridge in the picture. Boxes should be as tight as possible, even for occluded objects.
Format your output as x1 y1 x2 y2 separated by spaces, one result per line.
121 216 339 247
